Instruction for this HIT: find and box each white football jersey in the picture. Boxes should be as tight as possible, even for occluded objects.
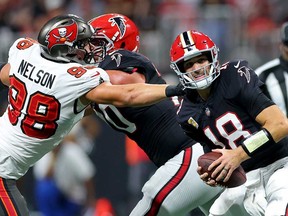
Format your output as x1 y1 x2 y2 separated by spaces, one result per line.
0 38 109 179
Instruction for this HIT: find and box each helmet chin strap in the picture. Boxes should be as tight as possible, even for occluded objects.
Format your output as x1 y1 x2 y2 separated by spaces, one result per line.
182 74 212 89
195 76 213 89
182 64 214 89
196 65 214 89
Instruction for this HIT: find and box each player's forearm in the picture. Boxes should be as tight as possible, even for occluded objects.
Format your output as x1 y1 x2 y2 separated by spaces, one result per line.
88 82 184 107
238 105 288 159
256 105 288 142
117 83 185 107
112 83 168 107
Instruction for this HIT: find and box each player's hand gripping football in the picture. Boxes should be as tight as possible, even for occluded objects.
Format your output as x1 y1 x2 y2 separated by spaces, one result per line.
197 147 247 188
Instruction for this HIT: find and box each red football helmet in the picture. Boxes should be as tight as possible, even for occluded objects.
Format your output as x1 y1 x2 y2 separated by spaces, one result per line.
170 30 220 89
88 13 140 53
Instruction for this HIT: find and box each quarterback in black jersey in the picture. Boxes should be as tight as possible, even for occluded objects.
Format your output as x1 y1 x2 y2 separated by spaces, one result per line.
88 14 249 216
170 30 288 216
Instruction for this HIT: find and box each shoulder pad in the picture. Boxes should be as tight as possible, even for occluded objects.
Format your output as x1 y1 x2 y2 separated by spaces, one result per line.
219 59 259 99
220 60 248 70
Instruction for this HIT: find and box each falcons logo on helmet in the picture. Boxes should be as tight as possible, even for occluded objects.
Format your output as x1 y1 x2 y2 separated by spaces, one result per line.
108 16 126 39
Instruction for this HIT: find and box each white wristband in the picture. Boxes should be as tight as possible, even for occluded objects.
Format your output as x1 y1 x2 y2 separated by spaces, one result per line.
241 128 273 156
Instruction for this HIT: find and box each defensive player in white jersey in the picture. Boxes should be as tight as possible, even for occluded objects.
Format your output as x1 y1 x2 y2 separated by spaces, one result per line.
0 14 184 216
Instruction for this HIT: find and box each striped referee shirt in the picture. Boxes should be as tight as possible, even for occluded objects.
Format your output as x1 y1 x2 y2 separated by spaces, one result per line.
255 56 288 116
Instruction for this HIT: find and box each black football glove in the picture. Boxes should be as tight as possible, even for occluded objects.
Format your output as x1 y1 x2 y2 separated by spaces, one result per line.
165 83 186 97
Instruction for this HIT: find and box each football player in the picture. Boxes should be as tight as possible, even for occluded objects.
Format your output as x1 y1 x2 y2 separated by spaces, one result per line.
88 13 248 216
170 29 288 215
0 14 183 216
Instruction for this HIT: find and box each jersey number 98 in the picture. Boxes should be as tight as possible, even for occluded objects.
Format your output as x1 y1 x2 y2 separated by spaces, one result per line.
8 75 60 139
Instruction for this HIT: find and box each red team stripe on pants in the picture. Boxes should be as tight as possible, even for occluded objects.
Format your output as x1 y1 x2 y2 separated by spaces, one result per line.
145 147 192 216
0 178 18 216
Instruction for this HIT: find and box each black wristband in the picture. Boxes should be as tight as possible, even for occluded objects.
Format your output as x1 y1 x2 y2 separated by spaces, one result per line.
165 84 185 97
241 128 275 157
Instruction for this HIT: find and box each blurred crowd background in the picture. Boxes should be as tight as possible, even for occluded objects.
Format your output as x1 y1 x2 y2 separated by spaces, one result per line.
0 0 288 215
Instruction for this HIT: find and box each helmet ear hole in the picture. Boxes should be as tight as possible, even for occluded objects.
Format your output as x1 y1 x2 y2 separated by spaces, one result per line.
120 42 125 49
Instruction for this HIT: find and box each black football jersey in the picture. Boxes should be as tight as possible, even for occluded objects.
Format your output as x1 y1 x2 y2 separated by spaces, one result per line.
177 60 288 172
93 49 194 167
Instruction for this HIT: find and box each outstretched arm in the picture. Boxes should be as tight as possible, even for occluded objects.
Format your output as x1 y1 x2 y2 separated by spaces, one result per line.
84 69 184 107
85 81 172 107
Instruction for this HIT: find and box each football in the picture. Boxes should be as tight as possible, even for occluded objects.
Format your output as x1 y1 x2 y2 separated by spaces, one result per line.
197 151 246 188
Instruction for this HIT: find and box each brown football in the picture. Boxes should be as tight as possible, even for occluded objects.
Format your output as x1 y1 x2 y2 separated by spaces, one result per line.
197 151 246 188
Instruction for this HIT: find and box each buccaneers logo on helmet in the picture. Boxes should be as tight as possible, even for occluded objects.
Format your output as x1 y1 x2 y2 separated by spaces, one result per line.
45 21 78 51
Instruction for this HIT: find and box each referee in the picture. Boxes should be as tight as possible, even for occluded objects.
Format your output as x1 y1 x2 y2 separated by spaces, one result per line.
256 22 288 116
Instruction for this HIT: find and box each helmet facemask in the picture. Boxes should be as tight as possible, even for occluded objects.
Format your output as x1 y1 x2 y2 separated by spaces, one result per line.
89 33 109 64
171 47 219 90
71 38 106 64
91 30 115 53
63 38 90 64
